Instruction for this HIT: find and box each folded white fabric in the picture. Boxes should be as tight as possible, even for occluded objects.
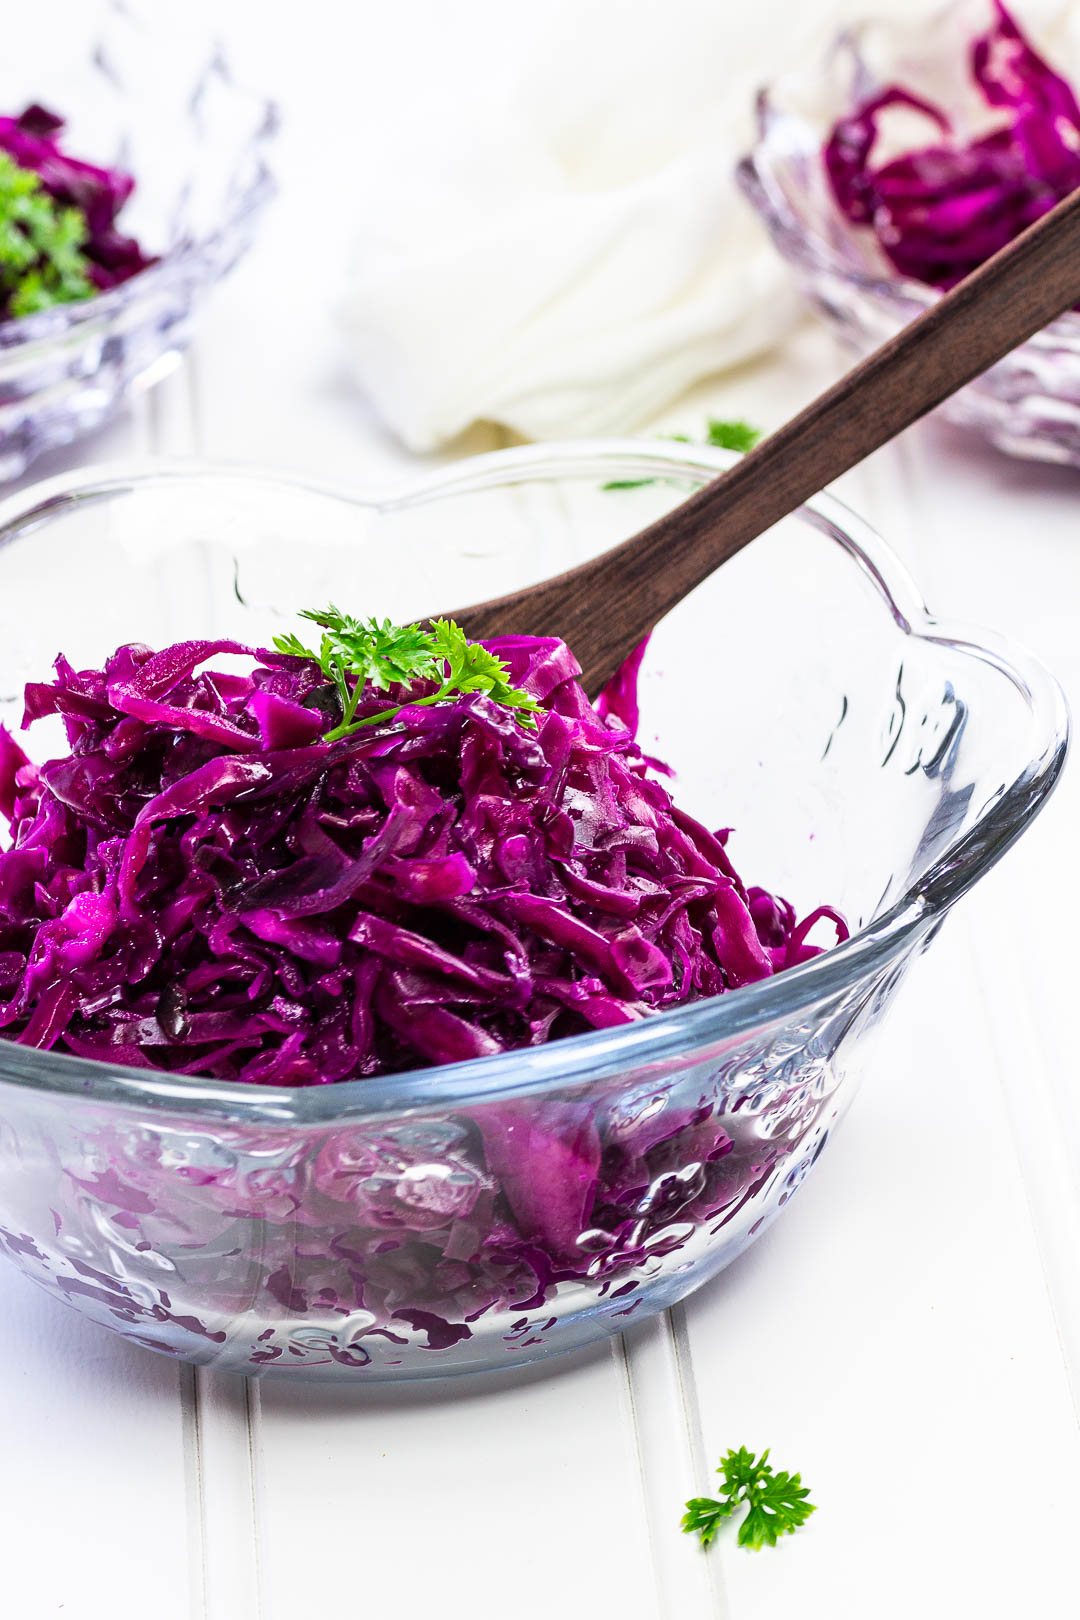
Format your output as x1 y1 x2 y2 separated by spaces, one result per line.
340 0 1074 451
342 138 800 449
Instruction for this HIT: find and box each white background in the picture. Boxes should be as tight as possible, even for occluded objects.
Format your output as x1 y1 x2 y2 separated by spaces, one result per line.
2 4 1079 1616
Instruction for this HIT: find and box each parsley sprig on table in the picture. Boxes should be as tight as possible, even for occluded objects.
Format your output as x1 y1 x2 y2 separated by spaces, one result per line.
274 606 541 741
0 150 95 319
602 418 762 490
682 1447 816 1551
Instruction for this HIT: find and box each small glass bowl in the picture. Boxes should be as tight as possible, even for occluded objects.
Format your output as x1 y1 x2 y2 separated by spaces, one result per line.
738 0 1080 465
0 6 276 481
0 444 1067 1380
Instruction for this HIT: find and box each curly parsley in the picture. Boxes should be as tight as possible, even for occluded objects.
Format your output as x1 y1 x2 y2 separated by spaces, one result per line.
0 150 94 320
274 606 541 741
682 1447 816 1551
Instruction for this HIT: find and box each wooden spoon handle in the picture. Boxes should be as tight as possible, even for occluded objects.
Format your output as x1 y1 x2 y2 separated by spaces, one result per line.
444 184 1080 694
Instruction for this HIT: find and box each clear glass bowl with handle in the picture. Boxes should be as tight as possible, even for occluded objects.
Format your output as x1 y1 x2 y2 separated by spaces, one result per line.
738 0 1080 466
0 443 1066 1379
0 4 276 481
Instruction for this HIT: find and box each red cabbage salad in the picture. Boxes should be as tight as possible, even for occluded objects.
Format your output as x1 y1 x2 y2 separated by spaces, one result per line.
0 613 845 1082
0 104 153 323
824 1 1080 291
0 614 850 1358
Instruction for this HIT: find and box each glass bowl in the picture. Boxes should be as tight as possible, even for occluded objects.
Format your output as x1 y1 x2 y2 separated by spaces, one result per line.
0 5 276 481
0 444 1066 1380
738 0 1080 466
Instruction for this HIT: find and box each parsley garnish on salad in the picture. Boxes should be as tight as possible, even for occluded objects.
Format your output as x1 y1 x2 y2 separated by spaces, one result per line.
274 607 541 740
683 1447 816 1550
0 150 94 318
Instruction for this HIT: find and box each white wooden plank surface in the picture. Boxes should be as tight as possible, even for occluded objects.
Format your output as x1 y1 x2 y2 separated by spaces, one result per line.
254 1347 657 1620
2 8 1079 1616
0 1268 193 1620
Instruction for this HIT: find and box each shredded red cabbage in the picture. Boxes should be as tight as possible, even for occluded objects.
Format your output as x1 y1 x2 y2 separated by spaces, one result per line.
824 1 1080 290
0 103 154 308
0 635 845 1084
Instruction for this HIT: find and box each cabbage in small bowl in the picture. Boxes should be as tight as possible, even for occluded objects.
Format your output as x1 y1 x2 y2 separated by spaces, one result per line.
739 0 1080 465
0 6 275 480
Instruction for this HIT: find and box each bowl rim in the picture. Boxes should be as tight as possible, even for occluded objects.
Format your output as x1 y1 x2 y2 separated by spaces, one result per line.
737 21 1080 344
0 442 1068 1123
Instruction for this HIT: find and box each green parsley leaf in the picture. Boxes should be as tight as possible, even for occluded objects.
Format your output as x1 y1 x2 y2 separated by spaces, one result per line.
0 150 95 320
602 419 762 490
705 418 762 454
273 607 541 741
680 1495 735 1548
682 1447 815 1552
271 632 313 661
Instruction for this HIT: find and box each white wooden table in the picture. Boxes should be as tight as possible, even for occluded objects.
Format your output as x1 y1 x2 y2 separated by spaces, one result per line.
3 9 1080 1615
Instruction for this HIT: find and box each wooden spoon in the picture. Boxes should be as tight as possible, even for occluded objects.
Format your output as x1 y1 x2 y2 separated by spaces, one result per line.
439 185 1080 694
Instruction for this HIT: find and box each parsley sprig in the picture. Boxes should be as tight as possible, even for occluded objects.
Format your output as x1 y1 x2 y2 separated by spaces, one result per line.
603 418 762 490
0 150 95 320
682 1447 815 1551
274 606 541 741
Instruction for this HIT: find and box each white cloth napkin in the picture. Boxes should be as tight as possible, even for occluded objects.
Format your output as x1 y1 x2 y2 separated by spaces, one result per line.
341 133 799 450
341 0 1078 451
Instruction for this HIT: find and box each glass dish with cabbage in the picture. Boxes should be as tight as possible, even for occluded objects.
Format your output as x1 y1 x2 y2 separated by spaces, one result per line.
0 613 846 1364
